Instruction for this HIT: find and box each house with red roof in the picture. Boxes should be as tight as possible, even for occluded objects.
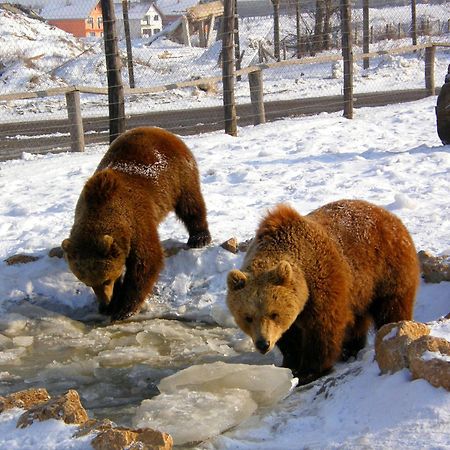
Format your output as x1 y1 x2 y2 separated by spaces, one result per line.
41 0 103 38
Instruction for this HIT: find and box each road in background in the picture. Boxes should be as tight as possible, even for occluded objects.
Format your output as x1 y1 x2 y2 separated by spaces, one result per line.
0 89 435 161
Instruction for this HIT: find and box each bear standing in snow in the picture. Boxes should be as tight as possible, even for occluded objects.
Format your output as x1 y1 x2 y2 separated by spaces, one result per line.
227 200 419 385
62 127 211 321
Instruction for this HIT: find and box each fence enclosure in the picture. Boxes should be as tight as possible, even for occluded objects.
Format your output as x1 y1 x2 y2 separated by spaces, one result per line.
0 0 449 156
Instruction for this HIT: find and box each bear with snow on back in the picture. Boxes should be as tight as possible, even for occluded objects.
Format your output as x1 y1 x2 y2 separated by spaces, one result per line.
62 127 211 321
227 200 419 385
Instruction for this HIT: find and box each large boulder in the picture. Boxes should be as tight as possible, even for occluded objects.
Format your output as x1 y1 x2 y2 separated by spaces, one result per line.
408 335 450 391
0 388 50 413
16 389 88 428
375 321 430 373
418 250 450 283
91 427 173 450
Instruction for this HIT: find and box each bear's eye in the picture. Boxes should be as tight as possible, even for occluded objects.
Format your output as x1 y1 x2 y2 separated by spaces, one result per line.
270 313 278 320
244 316 253 324
103 279 112 287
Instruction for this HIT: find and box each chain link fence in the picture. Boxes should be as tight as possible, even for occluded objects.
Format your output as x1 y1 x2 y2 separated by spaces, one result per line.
0 0 448 157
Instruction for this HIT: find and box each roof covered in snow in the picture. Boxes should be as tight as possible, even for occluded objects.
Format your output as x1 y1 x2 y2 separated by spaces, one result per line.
114 1 163 20
155 0 199 17
40 0 100 20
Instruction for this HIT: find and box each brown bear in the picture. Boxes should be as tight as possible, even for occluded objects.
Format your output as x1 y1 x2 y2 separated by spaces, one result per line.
436 76 450 145
227 199 419 385
62 127 211 321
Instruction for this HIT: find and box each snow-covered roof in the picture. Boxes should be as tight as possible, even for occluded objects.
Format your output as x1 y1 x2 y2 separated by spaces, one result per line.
41 0 100 20
114 1 163 20
156 0 199 17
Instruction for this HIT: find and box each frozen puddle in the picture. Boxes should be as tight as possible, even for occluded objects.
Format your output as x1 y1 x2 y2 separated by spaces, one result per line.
0 300 288 441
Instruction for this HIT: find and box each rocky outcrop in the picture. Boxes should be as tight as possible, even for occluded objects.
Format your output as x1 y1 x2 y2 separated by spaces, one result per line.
91 427 173 450
418 250 450 283
0 388 173 449
375 321 430 373
408 335 450 390
375 320 450 391
0 388 50 413
16 389 88 428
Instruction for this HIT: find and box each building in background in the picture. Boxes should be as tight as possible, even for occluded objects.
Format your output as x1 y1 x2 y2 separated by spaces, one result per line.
40 0 103 38
115 1 164 38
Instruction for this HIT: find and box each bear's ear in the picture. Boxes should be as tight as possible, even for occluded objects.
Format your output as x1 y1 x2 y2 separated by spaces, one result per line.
227 270 247 291
98 234 114 256
272 260 293 285
61 239 72 253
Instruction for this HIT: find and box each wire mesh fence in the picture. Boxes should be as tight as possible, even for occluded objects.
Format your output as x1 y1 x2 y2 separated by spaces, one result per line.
0 0 449 157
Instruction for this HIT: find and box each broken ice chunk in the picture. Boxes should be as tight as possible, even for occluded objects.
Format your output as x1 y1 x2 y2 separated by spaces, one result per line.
133 388 257 445
132 362 294 445
158 361 294 406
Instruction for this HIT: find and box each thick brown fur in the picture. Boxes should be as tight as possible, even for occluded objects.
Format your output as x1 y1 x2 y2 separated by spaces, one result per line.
62 127 211 321
227 199 419 385
436 81 450 145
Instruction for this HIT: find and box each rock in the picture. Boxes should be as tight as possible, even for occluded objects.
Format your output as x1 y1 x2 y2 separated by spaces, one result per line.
91 426 173 450
161 240 188 258
408 335 450 391
4 254 39 265
16 389 88 428
73 418 114 438
220 237 238 254
375 321 430 373
48 246 64 258
238 239 253 252
0 388 50 413
91 428 137 450
133 428 173 450
418 250 450 283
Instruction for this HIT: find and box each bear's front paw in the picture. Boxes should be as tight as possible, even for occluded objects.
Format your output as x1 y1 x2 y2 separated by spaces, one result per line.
111 309 136 322
187 230 211 248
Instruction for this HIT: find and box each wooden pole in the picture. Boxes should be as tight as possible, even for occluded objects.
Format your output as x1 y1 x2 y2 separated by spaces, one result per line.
340 0 353 119
222 0 237 136
363 0 369 69
295 0 301 58
101 0 125 143
272 0 281 61
425 45 436 95
248 70 266 125
65 90 85 152
122 0 135 88
234 0 242 81
411 0 417 46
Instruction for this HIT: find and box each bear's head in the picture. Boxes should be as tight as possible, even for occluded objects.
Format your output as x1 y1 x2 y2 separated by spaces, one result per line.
61 234 128 309
227 260 309 354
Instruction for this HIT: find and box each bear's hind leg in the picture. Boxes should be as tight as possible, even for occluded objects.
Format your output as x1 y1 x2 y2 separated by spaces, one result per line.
370 284 416 330
341 315 371 361
175 190 211 248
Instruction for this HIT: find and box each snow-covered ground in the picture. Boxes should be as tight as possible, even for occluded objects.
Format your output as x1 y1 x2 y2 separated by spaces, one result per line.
0 96 449 449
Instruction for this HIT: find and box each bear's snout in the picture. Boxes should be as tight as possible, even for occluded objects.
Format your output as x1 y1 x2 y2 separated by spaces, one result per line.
255 338 271 354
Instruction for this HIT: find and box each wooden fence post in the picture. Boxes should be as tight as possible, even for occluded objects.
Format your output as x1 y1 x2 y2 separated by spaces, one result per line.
425 45 436 95
363 0 369 69
340 0 354 119
122 0 135 88
101 0 125 143
248 70 266 125
222 0 237 136
411 0 417 45
65 90 85 152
